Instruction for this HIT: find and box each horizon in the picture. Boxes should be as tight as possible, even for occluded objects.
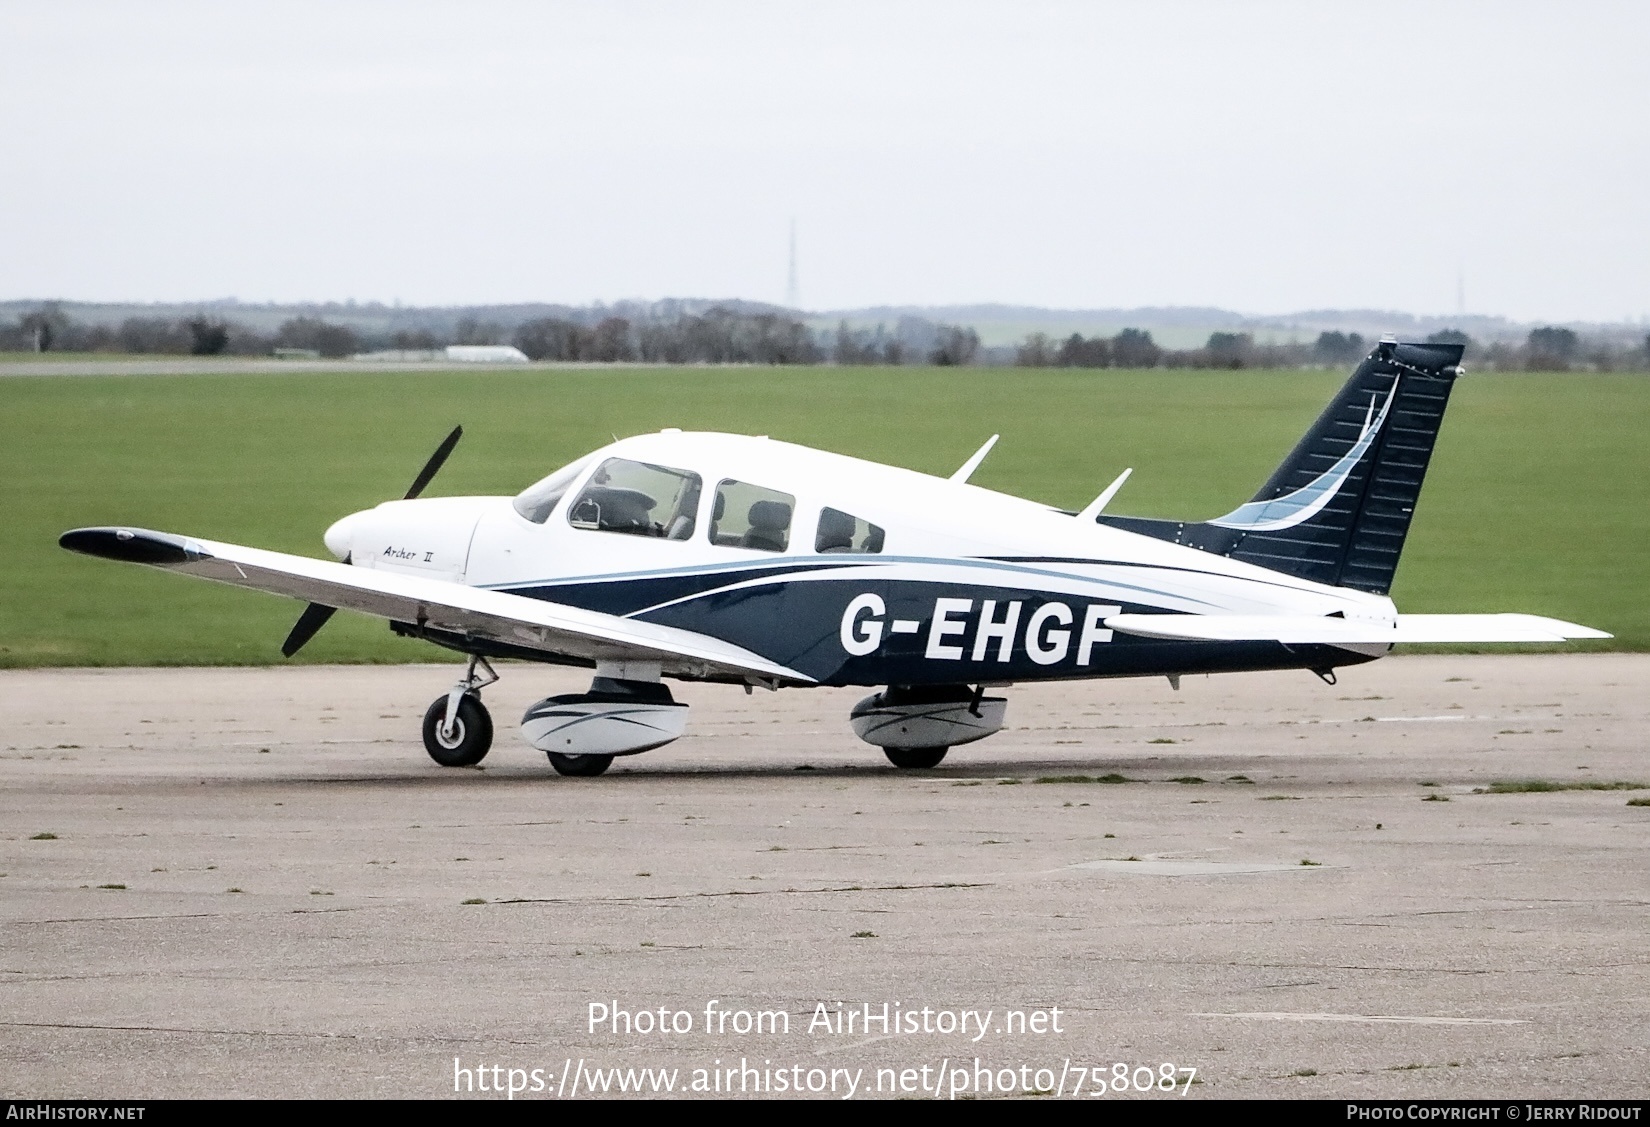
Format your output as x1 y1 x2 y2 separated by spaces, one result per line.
5 294 1643 332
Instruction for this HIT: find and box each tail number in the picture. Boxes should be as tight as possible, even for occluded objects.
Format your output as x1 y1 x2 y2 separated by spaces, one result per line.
841 595 1120 665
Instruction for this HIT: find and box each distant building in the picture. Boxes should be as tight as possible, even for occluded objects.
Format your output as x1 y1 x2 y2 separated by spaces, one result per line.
352 349 444 362
445 345 529 364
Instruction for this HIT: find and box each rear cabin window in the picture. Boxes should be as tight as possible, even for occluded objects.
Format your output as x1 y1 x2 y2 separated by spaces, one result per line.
815 507 885 554
566 457 702 541
709 480 795 552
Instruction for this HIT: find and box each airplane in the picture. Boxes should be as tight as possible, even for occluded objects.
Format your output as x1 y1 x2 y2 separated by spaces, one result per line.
59 337 1608 777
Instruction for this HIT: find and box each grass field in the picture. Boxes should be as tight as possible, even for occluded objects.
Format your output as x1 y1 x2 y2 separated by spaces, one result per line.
2 365 1645 666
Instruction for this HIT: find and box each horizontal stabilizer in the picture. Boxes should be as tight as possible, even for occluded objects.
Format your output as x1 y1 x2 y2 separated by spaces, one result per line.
60 526 814 682
1105 613 1611 645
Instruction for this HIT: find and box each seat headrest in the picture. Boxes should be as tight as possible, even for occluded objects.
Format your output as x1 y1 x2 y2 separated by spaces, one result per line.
747 499 791 530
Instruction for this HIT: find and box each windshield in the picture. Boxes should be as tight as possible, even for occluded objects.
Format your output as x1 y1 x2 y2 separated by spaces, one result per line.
512 456 592 524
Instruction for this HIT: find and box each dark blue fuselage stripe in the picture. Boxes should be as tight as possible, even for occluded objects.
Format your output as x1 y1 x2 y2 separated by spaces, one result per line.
487 554 1223 618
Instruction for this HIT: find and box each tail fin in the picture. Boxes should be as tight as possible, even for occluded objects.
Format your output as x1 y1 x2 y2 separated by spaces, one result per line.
1098 339 1465 595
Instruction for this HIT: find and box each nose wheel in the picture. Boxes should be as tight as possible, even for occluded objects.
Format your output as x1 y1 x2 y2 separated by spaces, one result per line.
422 655 497 767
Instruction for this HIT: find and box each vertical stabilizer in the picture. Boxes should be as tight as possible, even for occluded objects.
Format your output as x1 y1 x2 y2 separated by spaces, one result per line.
1098 340 1465 594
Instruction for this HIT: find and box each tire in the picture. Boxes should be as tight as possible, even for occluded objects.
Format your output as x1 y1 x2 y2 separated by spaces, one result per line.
422 694 493 767
548 752 614 777
884 746 948 769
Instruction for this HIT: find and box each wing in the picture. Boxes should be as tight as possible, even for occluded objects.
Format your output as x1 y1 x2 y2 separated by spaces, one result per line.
1105 613 1611 645
60 527 814 683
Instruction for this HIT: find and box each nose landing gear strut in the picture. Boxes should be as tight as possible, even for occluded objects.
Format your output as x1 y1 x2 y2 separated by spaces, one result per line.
421 654 498 767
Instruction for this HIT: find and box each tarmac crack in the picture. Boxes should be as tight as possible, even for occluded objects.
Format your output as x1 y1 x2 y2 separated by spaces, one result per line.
0 1020 542 1046
491 880 990 906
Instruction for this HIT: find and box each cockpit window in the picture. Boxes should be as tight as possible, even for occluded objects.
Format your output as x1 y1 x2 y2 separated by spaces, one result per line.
815 507 885 554
512 456 592 524
709 480 794 552
566 457 702 540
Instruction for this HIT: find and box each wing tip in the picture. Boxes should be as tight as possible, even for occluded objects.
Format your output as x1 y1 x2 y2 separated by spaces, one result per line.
59 527 208 566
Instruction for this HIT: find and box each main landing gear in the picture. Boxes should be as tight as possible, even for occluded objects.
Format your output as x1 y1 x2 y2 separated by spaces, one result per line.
883 746 949 769
521 671 688 778
850 684 1009 769
421 655 498 767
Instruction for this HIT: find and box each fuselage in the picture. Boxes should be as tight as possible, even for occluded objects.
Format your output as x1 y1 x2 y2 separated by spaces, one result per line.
323 430 1395 686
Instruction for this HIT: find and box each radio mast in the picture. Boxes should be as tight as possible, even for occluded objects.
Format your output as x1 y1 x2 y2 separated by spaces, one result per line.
786 219 800 309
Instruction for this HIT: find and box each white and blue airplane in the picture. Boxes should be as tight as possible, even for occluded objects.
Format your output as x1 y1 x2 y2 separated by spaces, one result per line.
61 338 1607 776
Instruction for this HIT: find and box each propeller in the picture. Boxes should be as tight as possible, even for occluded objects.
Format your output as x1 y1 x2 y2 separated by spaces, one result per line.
281 426 462 658
281 597 340 657
404 425 463 500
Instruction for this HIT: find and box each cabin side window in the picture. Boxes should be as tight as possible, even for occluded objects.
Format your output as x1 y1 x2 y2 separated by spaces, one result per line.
709 480 795 552
566 457 702 541
815 507 885 554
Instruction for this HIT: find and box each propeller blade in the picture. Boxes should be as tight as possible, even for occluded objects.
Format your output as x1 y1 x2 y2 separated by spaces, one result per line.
404 425 463 500
281 602 337 657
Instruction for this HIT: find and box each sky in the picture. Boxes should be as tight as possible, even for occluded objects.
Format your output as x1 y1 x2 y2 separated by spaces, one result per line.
2 0 1647 321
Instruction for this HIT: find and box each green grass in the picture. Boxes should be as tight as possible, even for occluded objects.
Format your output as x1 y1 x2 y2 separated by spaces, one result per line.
1034 773 1136 784
1473 779 1649 794
2 366 1646 666
0 351 142 363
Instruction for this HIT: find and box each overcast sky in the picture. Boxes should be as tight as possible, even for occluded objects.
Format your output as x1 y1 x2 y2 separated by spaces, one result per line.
2 1 1646 321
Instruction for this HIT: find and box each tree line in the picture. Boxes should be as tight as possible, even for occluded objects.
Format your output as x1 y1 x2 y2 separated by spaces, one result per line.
0 303 987 366
3 301 1646 370
0 307 369 358
1013 327 1650 372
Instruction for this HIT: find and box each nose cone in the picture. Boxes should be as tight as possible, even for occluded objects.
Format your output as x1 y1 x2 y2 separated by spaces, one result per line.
323 512 362 561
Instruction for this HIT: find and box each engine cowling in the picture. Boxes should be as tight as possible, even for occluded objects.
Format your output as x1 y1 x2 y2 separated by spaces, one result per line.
850 685 1007 750
521 678 688 757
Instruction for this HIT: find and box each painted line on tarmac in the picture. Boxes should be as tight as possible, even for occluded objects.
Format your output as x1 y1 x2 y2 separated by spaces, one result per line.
1197 1011 1527 1025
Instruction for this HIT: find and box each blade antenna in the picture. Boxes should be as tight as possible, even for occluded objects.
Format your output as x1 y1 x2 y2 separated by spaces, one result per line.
1077 468 1133 521
949 434 999 483
405 425 463 500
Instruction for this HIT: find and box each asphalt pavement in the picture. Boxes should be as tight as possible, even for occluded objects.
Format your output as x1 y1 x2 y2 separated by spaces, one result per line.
2 656 1646 1099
